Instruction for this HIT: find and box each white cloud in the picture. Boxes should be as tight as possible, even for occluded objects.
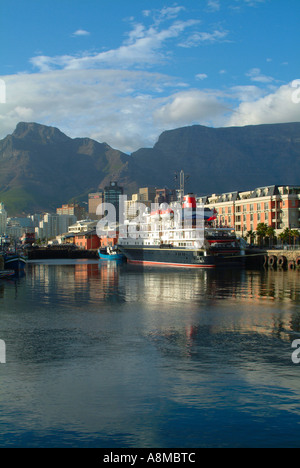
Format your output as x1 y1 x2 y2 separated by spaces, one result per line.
179 29 229 48
154 89 228 128
30 14 198 72
72 29 90 37
0 69 182 152
246 68 275 84
228 82 300 127
206 0 221 12
196 74 208 80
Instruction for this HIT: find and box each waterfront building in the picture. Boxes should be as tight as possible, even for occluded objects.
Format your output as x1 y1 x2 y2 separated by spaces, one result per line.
68 219 97 234
74 230 101 250
0 203 7 235
198 185 300 236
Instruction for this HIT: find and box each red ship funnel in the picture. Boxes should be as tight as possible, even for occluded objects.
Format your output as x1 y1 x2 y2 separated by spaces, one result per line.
182 194 196 209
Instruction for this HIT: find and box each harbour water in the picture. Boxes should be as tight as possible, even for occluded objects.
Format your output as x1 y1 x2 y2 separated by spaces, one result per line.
0 260 300 448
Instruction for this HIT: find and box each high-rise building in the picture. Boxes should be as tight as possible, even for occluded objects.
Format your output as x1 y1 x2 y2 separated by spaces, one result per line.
0 203 7 235
35 213 77 239
104 182 124 222
88 192 104 219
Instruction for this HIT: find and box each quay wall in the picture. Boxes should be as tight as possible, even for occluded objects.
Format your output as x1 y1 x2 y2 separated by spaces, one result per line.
26 248 99 260
265 249 300 270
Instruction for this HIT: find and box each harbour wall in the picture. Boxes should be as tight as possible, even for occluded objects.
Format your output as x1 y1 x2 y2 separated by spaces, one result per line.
264 249 300 270
26 248 99 260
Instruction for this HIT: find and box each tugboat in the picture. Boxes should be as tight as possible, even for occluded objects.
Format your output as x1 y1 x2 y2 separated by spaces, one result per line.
118 193 245 269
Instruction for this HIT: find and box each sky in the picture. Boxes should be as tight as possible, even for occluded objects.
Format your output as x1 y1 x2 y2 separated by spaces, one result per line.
0 0 300 153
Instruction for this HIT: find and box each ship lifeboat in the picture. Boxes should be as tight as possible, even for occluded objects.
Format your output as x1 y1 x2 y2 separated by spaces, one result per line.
160 208 174 219
150 209 161 220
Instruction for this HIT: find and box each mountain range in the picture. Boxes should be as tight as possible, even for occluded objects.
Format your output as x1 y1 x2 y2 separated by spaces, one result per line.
0 121 299 215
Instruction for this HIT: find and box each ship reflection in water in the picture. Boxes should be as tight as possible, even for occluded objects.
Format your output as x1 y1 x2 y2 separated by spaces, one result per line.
0 261 300 448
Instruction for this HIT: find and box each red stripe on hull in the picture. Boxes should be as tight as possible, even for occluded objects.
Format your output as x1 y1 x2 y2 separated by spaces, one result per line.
127 260 216 268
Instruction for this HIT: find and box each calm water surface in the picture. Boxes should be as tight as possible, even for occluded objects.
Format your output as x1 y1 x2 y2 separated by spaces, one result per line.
0 260 299 448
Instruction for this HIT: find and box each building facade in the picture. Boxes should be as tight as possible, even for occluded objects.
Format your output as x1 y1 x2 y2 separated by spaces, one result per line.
56 203 86 220
35 213 77 239
198 185 300 236
88 192 104 219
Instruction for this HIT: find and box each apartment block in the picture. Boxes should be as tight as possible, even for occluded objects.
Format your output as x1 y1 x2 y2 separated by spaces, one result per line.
35 213 77 239
56 203 86 220
198 185 300 236
124 187 156 220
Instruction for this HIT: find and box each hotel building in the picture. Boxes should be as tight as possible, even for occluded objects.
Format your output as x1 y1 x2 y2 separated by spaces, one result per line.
198 185 300 236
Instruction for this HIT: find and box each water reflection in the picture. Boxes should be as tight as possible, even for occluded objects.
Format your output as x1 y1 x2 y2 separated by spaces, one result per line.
21 262 300 345
0 261 300 448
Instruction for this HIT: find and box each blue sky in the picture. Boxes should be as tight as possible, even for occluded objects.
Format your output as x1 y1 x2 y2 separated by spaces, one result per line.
0 0 300 152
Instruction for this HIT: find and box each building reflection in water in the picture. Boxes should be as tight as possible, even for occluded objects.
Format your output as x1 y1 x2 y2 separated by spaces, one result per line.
24 262 300 343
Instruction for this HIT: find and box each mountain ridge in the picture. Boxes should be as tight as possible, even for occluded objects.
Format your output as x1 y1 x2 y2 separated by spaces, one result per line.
0 121 299 215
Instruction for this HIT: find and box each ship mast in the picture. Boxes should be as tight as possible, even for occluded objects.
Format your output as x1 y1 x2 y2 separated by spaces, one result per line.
175 170 189 203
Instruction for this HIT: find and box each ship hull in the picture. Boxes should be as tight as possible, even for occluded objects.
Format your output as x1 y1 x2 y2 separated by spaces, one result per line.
4 255 26 271
118 245 244 269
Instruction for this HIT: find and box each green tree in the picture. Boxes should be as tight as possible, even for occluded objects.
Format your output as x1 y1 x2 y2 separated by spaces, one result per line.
246 230 256 245
256 223 268 246
290 229 300 247
266 226 276 247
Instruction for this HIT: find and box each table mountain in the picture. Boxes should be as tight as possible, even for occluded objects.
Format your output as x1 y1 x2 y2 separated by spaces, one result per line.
128 123 300 195
0 121 299 215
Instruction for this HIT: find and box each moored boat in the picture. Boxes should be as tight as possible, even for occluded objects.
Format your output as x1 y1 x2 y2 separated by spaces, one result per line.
118 193 245 269
98 246 126 261
3 253 27 271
